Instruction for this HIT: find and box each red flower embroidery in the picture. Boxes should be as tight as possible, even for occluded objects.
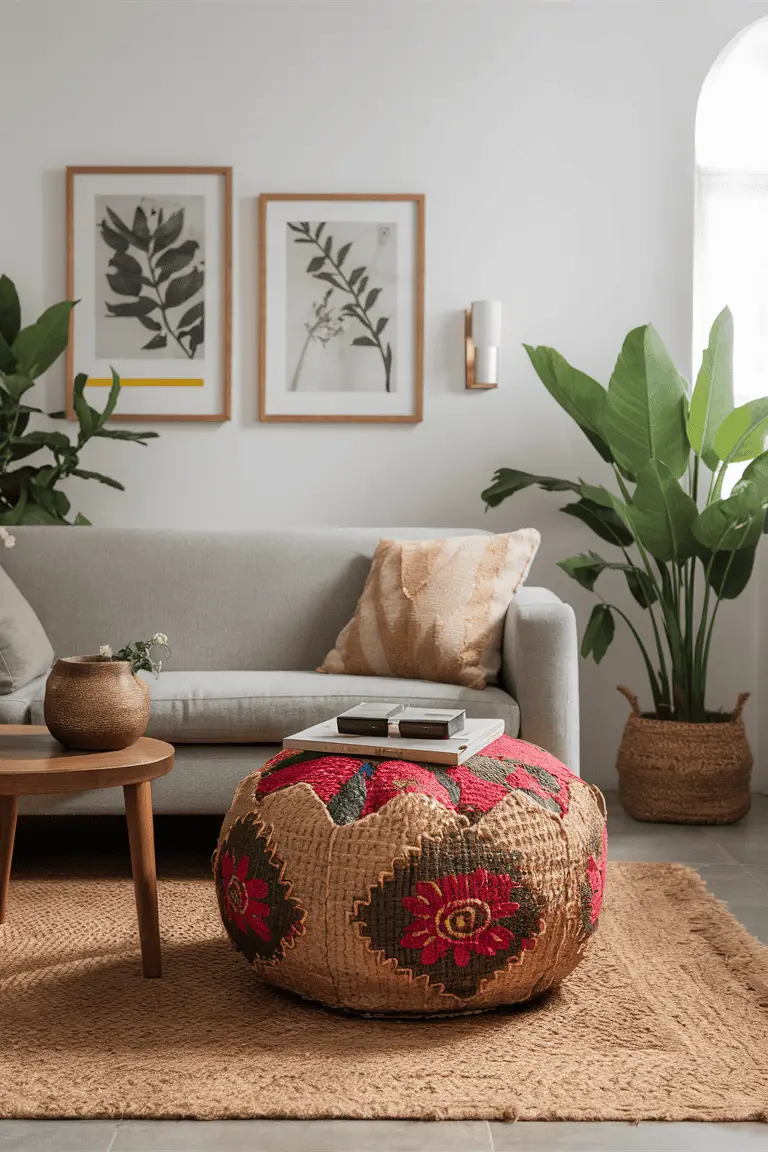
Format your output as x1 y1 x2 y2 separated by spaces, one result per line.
220 850 271 941
400 867 533 968
586 825 608 925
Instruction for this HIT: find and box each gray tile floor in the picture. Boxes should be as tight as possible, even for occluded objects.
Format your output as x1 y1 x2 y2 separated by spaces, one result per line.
1 794 767 1152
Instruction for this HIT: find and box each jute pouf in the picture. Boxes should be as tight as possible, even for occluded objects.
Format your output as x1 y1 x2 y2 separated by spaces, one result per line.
214 734 607 1015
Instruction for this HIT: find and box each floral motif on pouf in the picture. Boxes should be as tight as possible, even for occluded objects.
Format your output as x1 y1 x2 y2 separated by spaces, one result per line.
354 830 544 998
214 814 305 965
214 734 607 1015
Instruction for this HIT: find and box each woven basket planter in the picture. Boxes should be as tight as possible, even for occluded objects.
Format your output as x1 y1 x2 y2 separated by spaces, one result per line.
214 735 608 1016
616 686 752 825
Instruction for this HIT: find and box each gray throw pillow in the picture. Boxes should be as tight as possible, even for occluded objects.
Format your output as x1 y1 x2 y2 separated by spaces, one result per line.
0 566 54 695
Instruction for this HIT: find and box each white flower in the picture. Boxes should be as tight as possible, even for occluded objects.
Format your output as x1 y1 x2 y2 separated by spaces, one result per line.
0 527 15 549
152 632 168 646
99 644 113 658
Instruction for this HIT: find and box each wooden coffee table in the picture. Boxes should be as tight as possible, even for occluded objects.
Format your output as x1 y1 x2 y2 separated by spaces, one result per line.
0 725 174 978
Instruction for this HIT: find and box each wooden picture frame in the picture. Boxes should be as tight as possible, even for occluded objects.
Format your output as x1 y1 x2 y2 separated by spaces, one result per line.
66 166 232 423
259 193 424 423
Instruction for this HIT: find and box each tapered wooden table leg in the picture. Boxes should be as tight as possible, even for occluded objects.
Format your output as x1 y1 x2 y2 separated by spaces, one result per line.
123 780 162 978
0 795 18 925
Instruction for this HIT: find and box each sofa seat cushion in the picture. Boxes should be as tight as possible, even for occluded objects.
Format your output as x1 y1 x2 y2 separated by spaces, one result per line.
0 673 49 724
29 670 520 744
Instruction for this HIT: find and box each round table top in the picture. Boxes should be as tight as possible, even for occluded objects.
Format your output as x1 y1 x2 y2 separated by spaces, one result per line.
0 726 174 795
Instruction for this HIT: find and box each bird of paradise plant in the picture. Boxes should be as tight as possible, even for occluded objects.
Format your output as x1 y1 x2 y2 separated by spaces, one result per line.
483 308 768 722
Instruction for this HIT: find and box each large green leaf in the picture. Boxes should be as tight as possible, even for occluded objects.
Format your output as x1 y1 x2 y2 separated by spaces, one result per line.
71 468 125 490
702 545 756 599
580 604 615 664
0 332 17 373
558 551 657 607
1 374 35 400
93 427 159 443
0 275 21 346
712 397 768 463
627 461 698 562
560 497 634 547
28 478 70 520
12 301 75 379
97 368 121 426
523 345 613 462
688 308 733 470
72 372 96 437
482 468 579 508
558 553 605 591
693 480 765 551
605 324 689 478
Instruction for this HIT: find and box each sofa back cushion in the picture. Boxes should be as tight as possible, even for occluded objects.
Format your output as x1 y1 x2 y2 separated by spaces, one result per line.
0 565 54 694
2 528 485 671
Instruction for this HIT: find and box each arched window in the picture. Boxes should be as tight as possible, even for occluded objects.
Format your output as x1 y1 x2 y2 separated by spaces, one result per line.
695 18 768 404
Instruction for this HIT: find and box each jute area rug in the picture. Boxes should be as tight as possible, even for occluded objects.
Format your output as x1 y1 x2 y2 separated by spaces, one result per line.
1 862 766 1122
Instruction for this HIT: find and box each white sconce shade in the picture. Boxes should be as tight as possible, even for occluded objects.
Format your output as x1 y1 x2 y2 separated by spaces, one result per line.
471 300 502 346
466 300 502 389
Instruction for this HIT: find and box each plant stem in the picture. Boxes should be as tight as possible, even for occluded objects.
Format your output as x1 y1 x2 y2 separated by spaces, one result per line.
290 328 314 392
597 594 663 711
145 248 194 360
700 523 752 698
302 230 391 391
613 467 673 712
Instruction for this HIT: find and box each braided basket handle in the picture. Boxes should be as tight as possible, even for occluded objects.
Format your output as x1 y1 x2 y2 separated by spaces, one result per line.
732 692 750 722
616 684 641 716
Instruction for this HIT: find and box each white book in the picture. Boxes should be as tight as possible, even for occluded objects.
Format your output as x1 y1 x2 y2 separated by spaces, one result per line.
283 717 505 767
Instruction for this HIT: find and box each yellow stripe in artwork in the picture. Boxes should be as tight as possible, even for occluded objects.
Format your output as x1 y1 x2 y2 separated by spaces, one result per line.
86 378 204 388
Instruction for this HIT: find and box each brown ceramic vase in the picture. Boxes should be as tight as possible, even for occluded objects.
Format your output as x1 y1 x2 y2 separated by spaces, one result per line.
44 657 151 752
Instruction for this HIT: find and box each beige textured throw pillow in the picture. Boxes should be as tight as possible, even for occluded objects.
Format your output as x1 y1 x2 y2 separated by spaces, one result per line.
319 530 540 690
0 566 55 695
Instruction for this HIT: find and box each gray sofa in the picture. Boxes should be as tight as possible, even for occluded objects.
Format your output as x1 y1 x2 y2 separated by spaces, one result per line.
1 527 579 814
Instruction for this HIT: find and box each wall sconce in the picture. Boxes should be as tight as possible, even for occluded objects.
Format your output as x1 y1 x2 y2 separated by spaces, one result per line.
465 300 502 390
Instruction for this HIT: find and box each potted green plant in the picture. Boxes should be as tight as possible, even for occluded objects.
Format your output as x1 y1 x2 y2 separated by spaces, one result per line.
0 274 156 525
483 308 762 824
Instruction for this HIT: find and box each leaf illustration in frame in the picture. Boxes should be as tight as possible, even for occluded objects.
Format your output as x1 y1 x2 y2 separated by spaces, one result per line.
152 210 184 254
137 314 163 332
105 297 159 318
164 267 204 309
142 333 167 351
352 336 377 347
131 206 151 250
99 222 130 253
105 208 135 241
185 320 204 358
178 301 204 329
108 251 143 277
336 242 352 268
156 240 199 284
106 273 142 297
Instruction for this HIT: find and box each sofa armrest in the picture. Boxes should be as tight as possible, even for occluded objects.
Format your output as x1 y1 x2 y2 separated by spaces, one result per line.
500 587 580 774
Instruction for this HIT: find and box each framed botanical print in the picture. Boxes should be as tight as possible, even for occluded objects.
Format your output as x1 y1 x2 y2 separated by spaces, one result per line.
259 193 424 422
66 166 231 422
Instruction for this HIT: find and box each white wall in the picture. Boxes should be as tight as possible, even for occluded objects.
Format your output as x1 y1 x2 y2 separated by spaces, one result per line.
2 0 767 789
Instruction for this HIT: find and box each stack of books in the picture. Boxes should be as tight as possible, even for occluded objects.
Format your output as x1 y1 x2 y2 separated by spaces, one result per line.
283 704 503 766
